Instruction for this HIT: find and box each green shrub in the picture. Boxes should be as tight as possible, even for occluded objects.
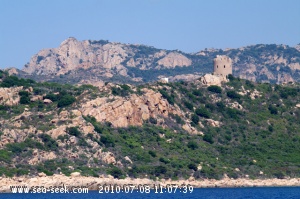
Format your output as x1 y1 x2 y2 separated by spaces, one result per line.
207 85 222 94
39 134 58 150
44 93 58 102
67 127 81 137
6 142 26 153
192 89 202 96
188 163 198 171
184 101 194 110
273 171 285 179
1 76 20 87
268 105 278 115
227 74 235 81
154 165 167 176
245 80 255 88
148 150 157 157
57 95 76 107
203 133 214 144
100 135 115 147
195 107 210 118
227 91 241 100
0 149 12 162
191 114 199 124
1 76 35 88
205 103 215 111
159 89 175 105
170 114 184 124
37 100 44 110
187 141 198 150
111 84 132 97
24 138 44 150
20 96 30 104
279 88 298 99
216 102 225 110
94 125 103 134
149 117 157 124
108 167 124 178
0 105 9 110
18 91 30 97
226 108 240 119
159 157 170 164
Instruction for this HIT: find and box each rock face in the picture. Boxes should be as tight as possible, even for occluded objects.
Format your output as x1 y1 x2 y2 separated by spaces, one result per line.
157 52 191 68
5 67 19 76
199 74 228 86
22 37 192 78
164 74 202 82
0 86 22 106
23 37 128 76
81 88 179 127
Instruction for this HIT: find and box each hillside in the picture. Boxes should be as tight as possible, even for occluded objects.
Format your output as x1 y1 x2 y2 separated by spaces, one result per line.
18 37 300 84
1 69 300 180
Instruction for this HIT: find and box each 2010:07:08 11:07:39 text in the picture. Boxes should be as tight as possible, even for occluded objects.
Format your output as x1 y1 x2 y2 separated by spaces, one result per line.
98 184 194 194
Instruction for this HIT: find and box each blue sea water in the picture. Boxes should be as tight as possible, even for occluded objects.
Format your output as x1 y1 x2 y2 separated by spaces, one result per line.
1 187 300 199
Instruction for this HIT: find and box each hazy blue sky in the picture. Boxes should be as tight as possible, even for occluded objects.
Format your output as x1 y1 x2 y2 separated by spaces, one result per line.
0 0 299 69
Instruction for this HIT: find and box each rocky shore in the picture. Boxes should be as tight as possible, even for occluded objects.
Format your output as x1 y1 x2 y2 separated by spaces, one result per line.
1 173 300 192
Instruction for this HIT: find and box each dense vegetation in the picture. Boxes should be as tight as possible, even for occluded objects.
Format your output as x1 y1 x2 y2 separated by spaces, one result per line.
1 70 300 180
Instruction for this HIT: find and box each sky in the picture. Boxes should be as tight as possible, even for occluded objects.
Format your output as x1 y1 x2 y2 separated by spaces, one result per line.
0 0 299 69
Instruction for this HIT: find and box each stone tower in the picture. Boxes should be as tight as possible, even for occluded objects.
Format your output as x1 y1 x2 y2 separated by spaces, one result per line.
213 55 232 76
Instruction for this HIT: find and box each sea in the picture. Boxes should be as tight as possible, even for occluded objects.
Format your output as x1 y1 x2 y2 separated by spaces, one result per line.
1 187 300 199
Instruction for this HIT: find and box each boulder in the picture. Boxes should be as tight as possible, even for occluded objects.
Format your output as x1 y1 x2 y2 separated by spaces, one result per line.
70 172 81 177
30 95 43 102
38 172 47 177
0 86 23 106
199 74 228 86
124 156 133 164
43 99 53 104
206 119 221 127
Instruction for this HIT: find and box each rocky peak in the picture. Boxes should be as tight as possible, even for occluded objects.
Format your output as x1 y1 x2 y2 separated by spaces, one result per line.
60 37 78 46
21 37 195 81
295 44 300 52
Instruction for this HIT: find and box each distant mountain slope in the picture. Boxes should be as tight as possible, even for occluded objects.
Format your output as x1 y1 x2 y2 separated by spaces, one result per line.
21 38 300 84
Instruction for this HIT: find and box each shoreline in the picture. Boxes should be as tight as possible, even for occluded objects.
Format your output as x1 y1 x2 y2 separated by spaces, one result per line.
1 174 300 192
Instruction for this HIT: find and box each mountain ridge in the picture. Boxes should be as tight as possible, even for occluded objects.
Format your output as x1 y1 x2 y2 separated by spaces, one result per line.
11 37 300 84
